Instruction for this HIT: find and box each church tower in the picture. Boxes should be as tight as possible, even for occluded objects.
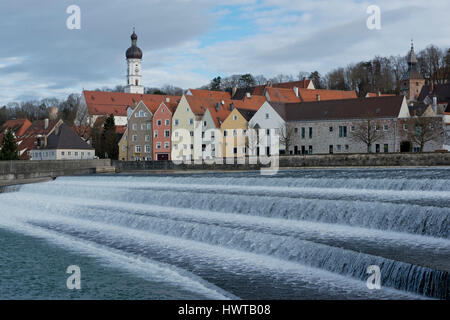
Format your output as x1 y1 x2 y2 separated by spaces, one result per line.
125 29 144 94
400 40 425 101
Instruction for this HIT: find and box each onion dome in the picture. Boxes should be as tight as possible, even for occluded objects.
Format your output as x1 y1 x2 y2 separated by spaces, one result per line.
126 29 143 59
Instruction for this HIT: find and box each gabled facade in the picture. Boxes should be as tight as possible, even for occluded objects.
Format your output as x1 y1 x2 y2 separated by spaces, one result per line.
221 108 256 158
127 101 153 161
153 102 174 161
248 101 285 156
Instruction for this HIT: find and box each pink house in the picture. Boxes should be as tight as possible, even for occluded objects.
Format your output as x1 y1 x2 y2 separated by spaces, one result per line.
152 101 177 160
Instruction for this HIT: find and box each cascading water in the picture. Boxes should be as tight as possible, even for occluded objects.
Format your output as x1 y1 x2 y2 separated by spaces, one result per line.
0 168 449 299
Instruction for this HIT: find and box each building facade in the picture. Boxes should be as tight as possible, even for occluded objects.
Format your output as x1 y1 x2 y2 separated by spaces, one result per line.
153 102 173 161
127 101 153 161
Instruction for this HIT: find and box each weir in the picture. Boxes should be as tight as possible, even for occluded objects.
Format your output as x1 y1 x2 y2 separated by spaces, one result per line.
0 168 449 299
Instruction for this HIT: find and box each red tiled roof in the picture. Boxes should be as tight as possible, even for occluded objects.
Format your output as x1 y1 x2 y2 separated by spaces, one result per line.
273 79 312 89
188 89 231 100
0 118 32 139
298 88 357 102
266 87 301 103
83 91 181 117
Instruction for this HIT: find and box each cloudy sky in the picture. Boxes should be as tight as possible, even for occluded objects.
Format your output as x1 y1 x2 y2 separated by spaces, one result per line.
0 0 449 103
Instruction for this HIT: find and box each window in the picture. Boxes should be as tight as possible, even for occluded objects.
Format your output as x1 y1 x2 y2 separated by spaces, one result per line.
165 119 170 126
243 147 247 154
233 147 238 154
351 126 355 132
203 121 207 127
135 113 139 118
190 144 194 150
233 115 238 121
223 130 228 137
308 145 313 154
139 111 144 117
68 152 71 156
174 119 179 126
61 151 65 156
339 126 347 137
233 130 237 137
403 124 408 131
243 130 247 136
154 130 158 138
122 145 126 152
329 145 333 154
266 129 270 135
329 127 333 132
141 124 145 130
174 132 179 138
174 144 178 150
157 120 162 126
345 145 349 151
156 142 161 149
384 125 389 131
145 145 151 153
265 113 269 119
165 130 170 137
301 128 305 139
376 125 381 131
294 128 298 134
147 123 151 130
337 145 342 152
75 152 78 156
132 135 137 142
164 142 170 149
384 144 389 153
135 145 141 153
132 124 137 130
190 131 194 137
309 127 313 139
190 118 194 125
145 135 150 142
376 144 380 153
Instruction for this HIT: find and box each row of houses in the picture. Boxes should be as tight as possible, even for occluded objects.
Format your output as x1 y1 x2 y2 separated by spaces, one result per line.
82 83 448 162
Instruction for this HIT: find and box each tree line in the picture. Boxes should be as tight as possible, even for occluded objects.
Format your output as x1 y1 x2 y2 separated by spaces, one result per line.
202 45 450 97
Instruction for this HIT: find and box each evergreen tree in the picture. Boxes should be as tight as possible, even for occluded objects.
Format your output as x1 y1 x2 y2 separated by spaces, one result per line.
210 77 222 91
101 114 118 160
0 128 19 160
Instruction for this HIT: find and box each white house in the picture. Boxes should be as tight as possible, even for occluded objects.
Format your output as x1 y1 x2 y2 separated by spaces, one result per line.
30 124 95 160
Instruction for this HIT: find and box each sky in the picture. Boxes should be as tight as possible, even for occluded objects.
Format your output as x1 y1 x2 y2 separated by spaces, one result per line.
0 0 449 103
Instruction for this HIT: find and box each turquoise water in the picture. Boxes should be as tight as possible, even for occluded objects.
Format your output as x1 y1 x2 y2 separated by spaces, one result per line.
0 168 449 299
0 228 213 299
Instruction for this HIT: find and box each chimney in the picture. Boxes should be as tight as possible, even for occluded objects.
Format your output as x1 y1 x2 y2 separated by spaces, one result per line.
316 94 321 101
44 118 49 130
293 86 299 98
166 97 170 103
230 103 234 111
432 96 437 114
216 102 220 111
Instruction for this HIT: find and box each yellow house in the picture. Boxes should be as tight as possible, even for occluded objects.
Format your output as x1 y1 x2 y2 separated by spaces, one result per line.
118 128 128 160
221 108 257 158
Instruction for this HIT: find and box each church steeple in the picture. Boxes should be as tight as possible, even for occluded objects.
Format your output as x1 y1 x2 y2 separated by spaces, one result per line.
124 28 144 94
400 39 425 101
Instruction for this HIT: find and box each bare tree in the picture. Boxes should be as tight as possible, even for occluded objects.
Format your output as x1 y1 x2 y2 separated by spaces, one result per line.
407 117 443 152
278 123 296 155
350 119 385 153
246 125 264 156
